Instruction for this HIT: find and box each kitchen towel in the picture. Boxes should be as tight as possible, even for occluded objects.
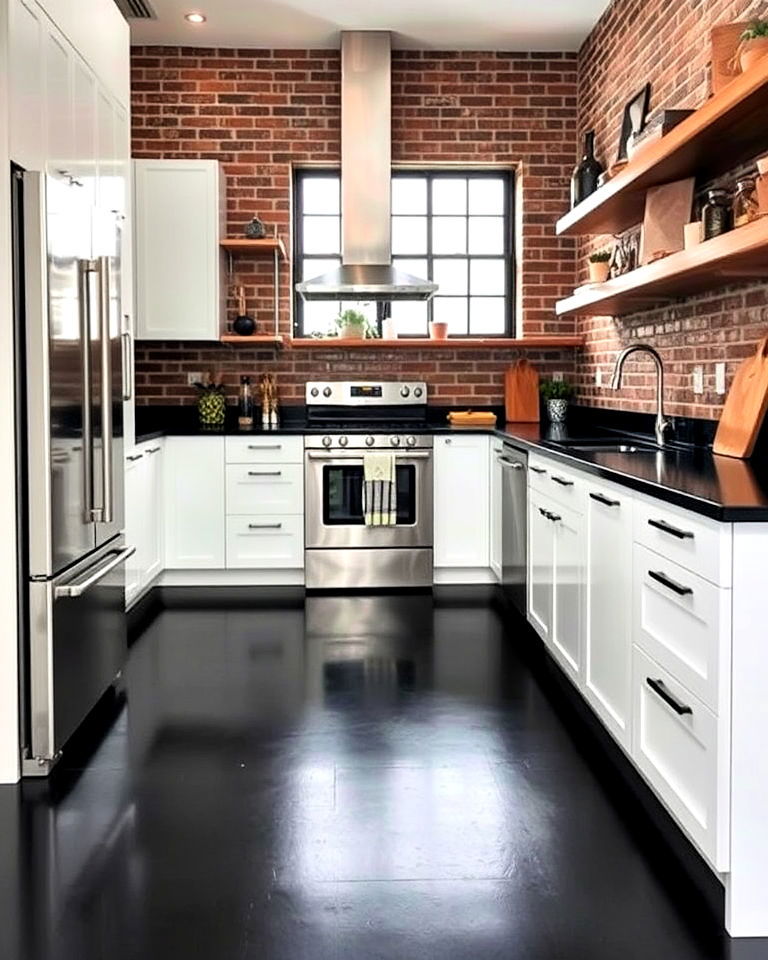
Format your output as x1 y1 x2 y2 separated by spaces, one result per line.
363 453 397 526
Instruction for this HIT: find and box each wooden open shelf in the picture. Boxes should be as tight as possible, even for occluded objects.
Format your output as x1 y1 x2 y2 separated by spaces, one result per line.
287 336 584 349
556 217 768 317
556 57 768 237
220 237 287 258
220 334 285 346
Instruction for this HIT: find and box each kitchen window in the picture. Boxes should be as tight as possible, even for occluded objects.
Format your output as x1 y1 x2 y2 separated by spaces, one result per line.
293 169 515 338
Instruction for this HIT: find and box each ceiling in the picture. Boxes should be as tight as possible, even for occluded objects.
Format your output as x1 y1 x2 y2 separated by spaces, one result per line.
128 0 611 52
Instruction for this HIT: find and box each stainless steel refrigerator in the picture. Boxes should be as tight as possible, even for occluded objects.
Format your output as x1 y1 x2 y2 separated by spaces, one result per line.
14 168 134 776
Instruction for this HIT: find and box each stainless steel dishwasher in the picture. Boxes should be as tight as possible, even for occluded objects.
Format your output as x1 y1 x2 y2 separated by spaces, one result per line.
499 443 528 616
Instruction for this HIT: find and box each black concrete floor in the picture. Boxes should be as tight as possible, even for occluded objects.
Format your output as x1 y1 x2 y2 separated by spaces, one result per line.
0 590 765 960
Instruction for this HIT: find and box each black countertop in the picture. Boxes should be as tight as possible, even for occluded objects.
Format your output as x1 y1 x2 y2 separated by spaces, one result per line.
134 406 768 522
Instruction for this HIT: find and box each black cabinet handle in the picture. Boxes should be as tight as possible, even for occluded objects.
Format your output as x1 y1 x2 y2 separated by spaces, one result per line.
538 507 551 520
530 466 547 475
648 569 693 597
646 677 693 716
648 518 694 540
551 475 574 487
126 453 143 462
247 470 282 477
590 492 620 507
248 523 282 530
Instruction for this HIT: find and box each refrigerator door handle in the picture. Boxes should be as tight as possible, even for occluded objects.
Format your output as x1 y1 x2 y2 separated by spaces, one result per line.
77 259 98 522
97 255 114 524
121 324 133 402
54 545 135 599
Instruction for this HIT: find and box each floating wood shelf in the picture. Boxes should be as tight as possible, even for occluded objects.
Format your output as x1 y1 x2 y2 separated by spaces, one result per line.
220 237 287 258
288 336 584 349
220 335 285 346
556 218 768 317
556 57 768 237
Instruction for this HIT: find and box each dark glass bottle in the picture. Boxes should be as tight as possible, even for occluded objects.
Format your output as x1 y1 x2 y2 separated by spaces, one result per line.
238 375 254 430
571 132 604 209
702 189 732 240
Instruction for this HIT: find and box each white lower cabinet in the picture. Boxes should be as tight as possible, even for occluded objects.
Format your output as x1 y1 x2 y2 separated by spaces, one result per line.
164 436 225 569
490 439 503 581
226 516 304 569
528 489 555 642
124 439 164 608
434 434 490 570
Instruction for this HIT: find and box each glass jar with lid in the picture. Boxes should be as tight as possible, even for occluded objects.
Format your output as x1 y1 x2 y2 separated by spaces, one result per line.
733 176 759 228
702 188 732 240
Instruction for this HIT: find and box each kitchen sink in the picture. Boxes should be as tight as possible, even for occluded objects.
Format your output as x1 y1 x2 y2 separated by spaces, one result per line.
549 438 663 454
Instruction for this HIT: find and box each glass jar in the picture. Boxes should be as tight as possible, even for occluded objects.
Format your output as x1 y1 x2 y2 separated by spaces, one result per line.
733 176 759 228
702 188 732 240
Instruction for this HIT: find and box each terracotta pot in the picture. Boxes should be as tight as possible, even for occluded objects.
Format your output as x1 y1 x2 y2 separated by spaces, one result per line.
588 260 610 283
740 37 768 73
429 321 449 340
339 324 365 339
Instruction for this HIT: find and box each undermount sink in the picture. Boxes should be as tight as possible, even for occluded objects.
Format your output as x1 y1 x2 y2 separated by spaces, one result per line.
550 438 663 454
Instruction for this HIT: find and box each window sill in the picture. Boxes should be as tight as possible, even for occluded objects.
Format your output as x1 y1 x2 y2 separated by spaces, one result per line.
287 336 584 349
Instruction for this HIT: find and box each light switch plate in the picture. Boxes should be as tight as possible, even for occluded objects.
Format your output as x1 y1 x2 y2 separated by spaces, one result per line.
553 371 564 382
693 365 704 395
187 372 202 386
595 368 603 387
715 362 726 395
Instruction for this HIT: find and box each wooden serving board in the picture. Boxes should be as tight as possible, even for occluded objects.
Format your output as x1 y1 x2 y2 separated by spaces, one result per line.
505 359 540 423
713 335 768 458
447 411 497 427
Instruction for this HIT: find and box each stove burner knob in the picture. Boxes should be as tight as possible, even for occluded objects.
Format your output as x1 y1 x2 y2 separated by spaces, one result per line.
400 386 410 398
365 436 375 447
406 435 417 447
390 435 401 447
339 436 349 447
310 387 319 398
322 436 333 448
414 387 423 398
323 386 332 398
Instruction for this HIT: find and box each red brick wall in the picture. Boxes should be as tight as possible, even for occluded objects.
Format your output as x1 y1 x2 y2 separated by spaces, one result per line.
576 0 768 419
130 46 579 407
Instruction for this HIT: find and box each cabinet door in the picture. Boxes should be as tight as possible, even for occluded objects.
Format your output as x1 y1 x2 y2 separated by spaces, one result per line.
434 435 490 568
550 502 585 683
9 0 45 169
584 480 632 746
72 53 98 210
115 103 135 450
164 437 225 569
124 452 145 609
134 160 222 341
528 489 554 642
143 444 163 584
44 19 74 174
489 440 502 581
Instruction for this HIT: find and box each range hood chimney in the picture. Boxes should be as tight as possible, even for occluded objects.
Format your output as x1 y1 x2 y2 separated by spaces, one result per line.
296 32 437 303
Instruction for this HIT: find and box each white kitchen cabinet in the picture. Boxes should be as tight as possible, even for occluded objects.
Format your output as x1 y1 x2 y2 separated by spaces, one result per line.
489 439 503 581
549 500 585 684
124 451 143 608
584 478 633 748
434 434 490 570
527 488 554 642
124 439 164 608
9 0 45 170
134 160 226 341
164 437 225 569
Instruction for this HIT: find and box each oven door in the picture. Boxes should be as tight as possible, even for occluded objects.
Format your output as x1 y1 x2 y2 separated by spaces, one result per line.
305 451 433 549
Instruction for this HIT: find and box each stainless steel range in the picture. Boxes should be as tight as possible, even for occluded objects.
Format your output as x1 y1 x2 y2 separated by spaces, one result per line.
304 381 433 590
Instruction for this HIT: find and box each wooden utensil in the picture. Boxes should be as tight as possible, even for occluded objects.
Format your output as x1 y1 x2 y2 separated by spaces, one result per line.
713 336 768 458
505 359 540 423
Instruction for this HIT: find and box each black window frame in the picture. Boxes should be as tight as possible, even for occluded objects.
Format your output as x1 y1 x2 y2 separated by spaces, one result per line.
292 167 516 339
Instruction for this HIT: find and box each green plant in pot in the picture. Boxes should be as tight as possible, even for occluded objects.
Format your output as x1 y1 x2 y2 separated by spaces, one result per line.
588 248 612 284
739 21 768 72
334 308 376 340
194 371 227 428
540 379 575 424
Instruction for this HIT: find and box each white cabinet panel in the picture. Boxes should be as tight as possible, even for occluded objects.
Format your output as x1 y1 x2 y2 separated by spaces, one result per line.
225 464 303 516
44 22 73 172
72 54 98 209
143 443 163 583
164 437 225 569
124 440 164 608
226 516 304 569
489 439 502 581
528 489 554 642
9 0 45 169
225 435 304 464
434 435 490 568
134 160 225 341
550 501 584 683
124 451 144 608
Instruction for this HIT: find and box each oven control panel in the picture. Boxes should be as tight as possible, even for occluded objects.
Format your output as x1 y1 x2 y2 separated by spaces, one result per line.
306 381 428 406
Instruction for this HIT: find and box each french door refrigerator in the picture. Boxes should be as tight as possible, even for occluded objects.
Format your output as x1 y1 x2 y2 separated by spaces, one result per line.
14 168 134 776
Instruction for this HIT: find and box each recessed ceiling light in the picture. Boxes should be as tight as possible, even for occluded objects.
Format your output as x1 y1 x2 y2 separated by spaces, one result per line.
184 12 206 23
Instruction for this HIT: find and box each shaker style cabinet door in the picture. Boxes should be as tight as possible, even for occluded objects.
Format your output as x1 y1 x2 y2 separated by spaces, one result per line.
528 489 555 643
434 435 490 569
164 437 225 569
133 160 225 341
489 440 503 581
550 502 585 685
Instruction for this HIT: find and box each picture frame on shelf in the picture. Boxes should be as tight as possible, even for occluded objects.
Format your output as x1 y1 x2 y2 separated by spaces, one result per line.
609 229 641 278
617 83 651 161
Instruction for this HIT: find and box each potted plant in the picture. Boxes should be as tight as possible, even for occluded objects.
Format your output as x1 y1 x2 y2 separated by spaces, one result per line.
194 371 227 428
540 379 575 423
429 320 449 340
739 21 768 72
588 249 612 283
334 308 371 339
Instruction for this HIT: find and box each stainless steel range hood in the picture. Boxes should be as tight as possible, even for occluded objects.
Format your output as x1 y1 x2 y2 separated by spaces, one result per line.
296 32 437 303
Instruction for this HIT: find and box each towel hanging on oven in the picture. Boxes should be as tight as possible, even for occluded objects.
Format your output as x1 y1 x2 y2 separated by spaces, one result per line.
363 453 397 526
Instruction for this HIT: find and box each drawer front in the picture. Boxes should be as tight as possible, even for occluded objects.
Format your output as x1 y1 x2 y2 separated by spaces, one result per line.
528 454 584 512
632 646 729 871
633 544 730 714
225 435 304 464
634 496 731 586
226 515 304 569
226 464 303 516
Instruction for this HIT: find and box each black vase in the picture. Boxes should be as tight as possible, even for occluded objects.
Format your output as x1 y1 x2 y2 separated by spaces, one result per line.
571 132 604 209
233 314 255 336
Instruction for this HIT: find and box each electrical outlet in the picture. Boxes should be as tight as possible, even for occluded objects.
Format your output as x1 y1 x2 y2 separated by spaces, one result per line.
715 362 726 395
553 371 564 382
595 368 603 387
693 365 704 395
187 372 202 386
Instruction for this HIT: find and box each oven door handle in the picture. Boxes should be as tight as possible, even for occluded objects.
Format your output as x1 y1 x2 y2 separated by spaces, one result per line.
306 451 432 461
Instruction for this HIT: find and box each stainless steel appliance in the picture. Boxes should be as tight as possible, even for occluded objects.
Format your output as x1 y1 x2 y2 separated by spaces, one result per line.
13 169 133 776
304 381 433 589
499 443 528 615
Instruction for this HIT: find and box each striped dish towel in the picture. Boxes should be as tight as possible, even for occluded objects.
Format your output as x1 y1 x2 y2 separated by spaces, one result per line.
363 453 397 526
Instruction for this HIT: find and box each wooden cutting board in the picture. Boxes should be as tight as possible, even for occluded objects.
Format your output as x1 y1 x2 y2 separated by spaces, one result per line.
505 359 540 423
713 336 768 458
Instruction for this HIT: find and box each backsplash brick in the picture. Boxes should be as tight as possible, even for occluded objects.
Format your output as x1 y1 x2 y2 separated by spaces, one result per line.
131 46 579 407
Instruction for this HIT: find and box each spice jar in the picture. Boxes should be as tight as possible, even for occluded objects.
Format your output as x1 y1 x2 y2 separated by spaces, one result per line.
733 176 759 227
702 188 732 239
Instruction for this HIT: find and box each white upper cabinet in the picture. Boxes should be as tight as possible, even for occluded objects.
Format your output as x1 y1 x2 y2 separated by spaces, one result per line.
9 0 46 169
134 160 226 342
434 435 490 569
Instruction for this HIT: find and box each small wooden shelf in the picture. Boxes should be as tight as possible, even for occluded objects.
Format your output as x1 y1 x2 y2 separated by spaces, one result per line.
556 217 768 317
557 57 768 237
220 237 287 259
220 335 285 346
287 336 584 349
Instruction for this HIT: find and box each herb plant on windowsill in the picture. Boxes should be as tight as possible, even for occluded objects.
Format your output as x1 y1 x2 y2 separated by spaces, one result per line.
540 379 575 424
739 21 768 73
333 308 378 340
588 248 612 284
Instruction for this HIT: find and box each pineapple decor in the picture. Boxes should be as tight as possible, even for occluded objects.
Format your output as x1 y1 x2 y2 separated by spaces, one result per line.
194 371 227 428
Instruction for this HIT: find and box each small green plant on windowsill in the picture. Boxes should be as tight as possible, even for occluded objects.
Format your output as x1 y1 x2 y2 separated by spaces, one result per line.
589 249 611 263
588 248 612 283
333 308 378 340
738 21 768 72
540 379 575 424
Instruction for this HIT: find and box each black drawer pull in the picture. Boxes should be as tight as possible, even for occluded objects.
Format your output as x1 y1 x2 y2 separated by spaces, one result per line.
648 569 693 597
648 518 694 540
551 475 574 487
247 470 282 477
590 492 620 507
248 444 282 450
538 507 550 520
126 453 143 462
530 466 547 475
248 523 282 530
646 677 693 716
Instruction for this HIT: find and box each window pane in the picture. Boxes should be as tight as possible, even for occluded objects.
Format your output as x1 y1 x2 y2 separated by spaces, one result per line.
433 296 468 335
302 176 340 215
470 297 506 334
302 257 340 280
470 259 506 295
392 177 427 215
390 300 428 336
468 216 504 255
432 216 467 255
468 178 505 215
433 258 468 296
303 215 340 254
303 301 342 337
393 258 429 281
432 178 467 215
392 216 427 255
